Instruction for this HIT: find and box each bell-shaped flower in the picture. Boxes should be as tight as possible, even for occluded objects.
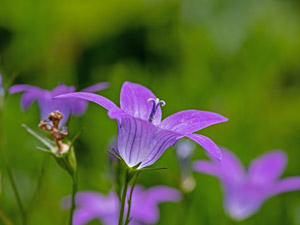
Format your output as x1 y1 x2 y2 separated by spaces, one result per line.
55 81 227 168
194 148 300 220
9 82 109 126
0 74 4 97
62 185 181 225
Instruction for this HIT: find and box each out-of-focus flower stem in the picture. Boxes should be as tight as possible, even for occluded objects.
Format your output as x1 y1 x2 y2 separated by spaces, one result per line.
69 174 78 225
0 104 27 225
0 206 13 225
228 217 237 225
26 155 50 215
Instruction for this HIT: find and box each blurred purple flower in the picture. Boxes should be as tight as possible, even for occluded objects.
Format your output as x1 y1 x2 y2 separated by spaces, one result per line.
62 185 181 225
194 148 300 220
9 82 109 126
0 74 4 96
55 81 228 168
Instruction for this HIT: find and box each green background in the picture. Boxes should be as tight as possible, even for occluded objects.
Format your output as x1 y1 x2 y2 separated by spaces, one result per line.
1 0 300 224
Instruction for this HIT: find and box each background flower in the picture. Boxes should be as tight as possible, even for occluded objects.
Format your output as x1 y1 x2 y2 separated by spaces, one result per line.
194 148 300 220
62 185 181 225
9 82 109 126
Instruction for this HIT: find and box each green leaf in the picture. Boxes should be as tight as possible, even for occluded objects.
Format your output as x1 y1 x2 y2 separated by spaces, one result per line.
22 124 55 150
138 167 168 172
69 127 85 149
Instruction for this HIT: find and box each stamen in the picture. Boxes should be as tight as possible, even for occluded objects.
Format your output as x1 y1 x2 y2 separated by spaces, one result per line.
147 98 166 122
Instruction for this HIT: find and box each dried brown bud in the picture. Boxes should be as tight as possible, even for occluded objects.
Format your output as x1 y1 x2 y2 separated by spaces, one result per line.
48 110 64 129
38 110 69 154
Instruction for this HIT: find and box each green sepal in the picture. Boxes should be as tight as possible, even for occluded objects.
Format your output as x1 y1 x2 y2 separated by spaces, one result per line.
22 124 55 152
54 144 77 179
138 167 167 172
23 124 78 179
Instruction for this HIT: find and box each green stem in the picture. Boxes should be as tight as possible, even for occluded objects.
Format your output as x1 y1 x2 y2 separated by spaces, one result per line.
229 218 237 225
118 169 130 225
26 154 50 215
177 191 193 225
68 175 78 225
0 206 13 225
124 171 140 225
0 109 26 225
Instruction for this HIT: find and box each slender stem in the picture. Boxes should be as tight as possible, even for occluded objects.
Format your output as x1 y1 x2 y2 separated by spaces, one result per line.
228 218 237 225
118 169 130 225
68 175 78 225
0 109 26 225
26 154 50 215
0 206 13 225
124 172 140 225
177 191 193 225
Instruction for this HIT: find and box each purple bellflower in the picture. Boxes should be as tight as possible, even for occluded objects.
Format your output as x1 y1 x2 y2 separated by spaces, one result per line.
194 148 300 220
0 74 4 97
9 82 109 126
62 185 181 225
55 81 228 168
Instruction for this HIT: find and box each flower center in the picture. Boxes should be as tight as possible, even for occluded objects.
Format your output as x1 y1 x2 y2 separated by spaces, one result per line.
147 97 166 122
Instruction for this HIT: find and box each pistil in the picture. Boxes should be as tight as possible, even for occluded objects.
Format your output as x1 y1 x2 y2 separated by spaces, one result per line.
147 98 166 123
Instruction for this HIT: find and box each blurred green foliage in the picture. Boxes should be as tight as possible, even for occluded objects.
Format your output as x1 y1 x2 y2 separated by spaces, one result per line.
1 0 300 224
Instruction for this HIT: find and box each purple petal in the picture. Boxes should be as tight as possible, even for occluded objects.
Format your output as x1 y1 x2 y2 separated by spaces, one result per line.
0 74 4 96
130 185 181 224
65 191 119 225
10 84 44 111
70 82 109 115
115 116 180 168
70 101 89 115
217 148 245 185
54 92 118 111
194 148 245 187
159 110 228 134
51 84 75 96
186 134 222 160
108 107 132 119
272 177 300 195
147 186 182 203
20 91 39 110
224 182 271 220
80 82 109 93
9 84 42 94
120 81 162 125
73 209 97 225
247 150 287 184
193 160 218 176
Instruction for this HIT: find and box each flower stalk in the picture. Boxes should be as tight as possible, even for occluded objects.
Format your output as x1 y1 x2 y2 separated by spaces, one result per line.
124 171 140 225
0 75 27 225
69 174 78 225
118 166 140 225
0 206 13 225
24 110 79 225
